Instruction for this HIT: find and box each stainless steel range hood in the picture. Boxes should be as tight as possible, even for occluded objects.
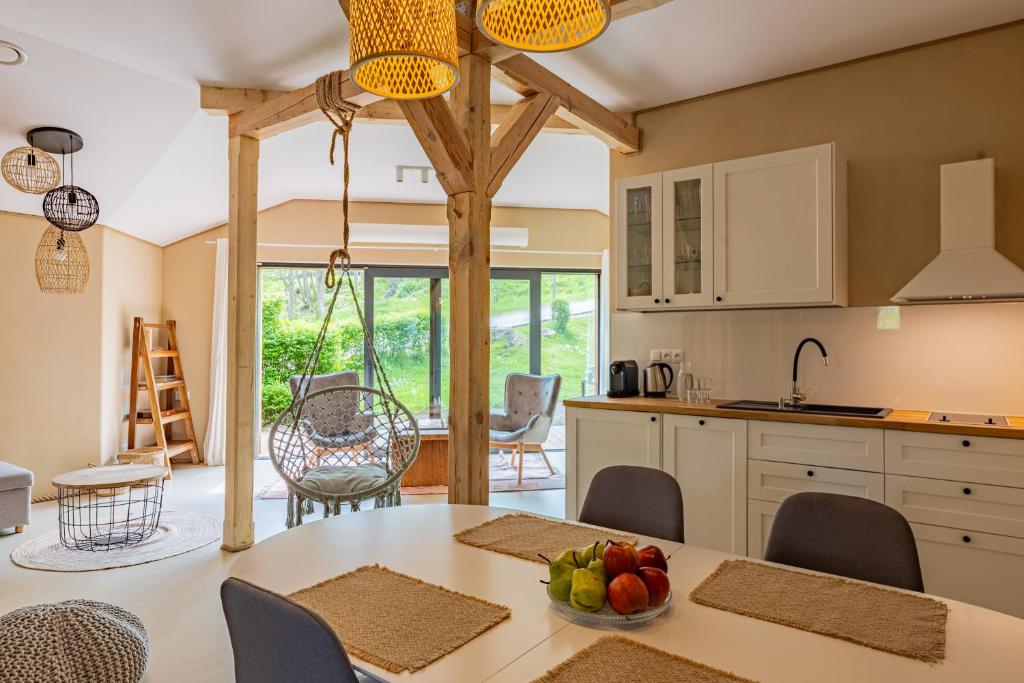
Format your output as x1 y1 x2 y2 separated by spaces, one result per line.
892 158 1024 304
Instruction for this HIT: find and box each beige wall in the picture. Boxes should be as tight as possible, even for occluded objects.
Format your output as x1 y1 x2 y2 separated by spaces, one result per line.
100 229 163 464
612 21 1024 308
608 22 1024 415
163 199 609 454
0 211 162 497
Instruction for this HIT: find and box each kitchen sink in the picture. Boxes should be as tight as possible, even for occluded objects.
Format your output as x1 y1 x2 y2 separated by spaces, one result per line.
717 400 892 419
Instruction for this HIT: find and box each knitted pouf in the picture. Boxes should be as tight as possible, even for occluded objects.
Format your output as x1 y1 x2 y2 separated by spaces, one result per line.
0 600 149 683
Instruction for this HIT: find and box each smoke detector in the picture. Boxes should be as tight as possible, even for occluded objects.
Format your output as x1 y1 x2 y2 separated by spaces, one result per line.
0 41 27 67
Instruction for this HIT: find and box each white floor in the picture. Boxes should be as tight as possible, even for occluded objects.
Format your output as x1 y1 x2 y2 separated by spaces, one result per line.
0 462 564 682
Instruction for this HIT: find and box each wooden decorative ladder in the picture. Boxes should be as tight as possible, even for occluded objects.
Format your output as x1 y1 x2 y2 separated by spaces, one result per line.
127 317 200 476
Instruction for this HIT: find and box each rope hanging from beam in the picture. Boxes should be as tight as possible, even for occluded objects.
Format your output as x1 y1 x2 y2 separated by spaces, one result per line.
266 70 419 528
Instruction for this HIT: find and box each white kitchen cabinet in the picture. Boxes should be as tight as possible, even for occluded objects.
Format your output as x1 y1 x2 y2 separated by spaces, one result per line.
886 474 1024 539
747 499 780 560
748 460 884 503
911 522 1024 617
615 174 664 310
565 407 662 520
614 144 845 312
661 165 714 308
748 420 884 472
885 430 1024 488
713 143 846 307
662 415 746 554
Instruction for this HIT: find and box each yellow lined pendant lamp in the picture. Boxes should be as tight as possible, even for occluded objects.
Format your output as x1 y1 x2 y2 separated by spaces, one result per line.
349 0 460 99
476 0 610 52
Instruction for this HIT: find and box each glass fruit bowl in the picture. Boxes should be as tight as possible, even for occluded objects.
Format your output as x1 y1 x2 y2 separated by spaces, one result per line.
548 588 673 627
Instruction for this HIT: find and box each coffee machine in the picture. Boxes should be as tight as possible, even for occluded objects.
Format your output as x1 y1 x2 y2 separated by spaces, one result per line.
607 360 639 398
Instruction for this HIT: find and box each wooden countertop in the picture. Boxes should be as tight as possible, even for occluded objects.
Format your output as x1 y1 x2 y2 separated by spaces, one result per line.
564 395 1024 439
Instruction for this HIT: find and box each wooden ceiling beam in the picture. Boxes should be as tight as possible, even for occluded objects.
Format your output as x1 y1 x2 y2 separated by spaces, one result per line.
492 54 641 153
358 99 580 133
227 74 380 139
397 97 474 195
200 86 286 116
488 93 559 196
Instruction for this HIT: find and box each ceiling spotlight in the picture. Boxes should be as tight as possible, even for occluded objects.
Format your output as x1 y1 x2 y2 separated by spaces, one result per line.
0 40 27 67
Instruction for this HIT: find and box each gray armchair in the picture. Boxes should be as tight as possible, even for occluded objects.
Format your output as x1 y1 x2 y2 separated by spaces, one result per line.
489 373 561 485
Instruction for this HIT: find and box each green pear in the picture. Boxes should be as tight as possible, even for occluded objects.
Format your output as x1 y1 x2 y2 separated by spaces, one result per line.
574 541 603 566
587 558 607 584
548 561 575 602
554 548 580 567
570 567 607 612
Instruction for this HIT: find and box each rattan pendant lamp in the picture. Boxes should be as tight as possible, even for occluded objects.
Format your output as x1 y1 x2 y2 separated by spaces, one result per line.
1 132 61 194
476 0 610 52
349 0 460 99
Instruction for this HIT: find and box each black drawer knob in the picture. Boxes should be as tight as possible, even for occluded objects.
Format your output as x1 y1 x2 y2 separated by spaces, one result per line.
963 487 972 496
665 298 671 304
654 298 661 304
962 535 972 544
698 419 705 426
962 440 971 447
716 296 723 302
807 470 815 477
650 416 657 422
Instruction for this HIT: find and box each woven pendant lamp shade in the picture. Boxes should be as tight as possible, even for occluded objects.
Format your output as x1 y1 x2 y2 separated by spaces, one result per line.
476 0 610 52
35 226 90 295
43 185 100 232
1 146 61 194
349 0 459 99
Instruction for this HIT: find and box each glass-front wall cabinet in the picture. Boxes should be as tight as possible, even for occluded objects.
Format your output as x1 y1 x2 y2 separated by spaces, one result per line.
615 174 662 309
616 166 712 310
662 165 713 307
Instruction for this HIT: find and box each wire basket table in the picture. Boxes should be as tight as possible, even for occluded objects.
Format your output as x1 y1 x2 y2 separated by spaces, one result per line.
52 465 167 551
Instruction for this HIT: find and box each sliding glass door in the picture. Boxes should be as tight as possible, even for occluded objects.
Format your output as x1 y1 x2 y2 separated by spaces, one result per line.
259 264 600 434
362 266 599 422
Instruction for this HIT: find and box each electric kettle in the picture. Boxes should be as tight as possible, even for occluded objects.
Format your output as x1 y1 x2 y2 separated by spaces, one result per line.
643 362 674 398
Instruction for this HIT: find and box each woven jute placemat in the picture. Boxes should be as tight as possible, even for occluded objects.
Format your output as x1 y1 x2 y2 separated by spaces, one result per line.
533 635 758 683
288 564 510 673
690 560 947 663
454 513 637 564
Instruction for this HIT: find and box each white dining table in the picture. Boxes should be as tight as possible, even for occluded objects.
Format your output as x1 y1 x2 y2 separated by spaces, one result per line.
230 504 1024 682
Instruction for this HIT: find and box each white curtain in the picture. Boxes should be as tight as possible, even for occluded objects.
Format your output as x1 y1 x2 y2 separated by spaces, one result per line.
204 239 229 466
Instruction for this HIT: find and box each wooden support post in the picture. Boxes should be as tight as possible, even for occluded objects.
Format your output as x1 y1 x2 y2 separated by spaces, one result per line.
447 53 492 506
223 133 259 552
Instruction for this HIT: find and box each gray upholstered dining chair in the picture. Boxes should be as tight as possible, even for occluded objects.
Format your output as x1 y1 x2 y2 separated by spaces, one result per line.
763 492 924 592
221 577 385 683
489 373 562 485
578 465 685 542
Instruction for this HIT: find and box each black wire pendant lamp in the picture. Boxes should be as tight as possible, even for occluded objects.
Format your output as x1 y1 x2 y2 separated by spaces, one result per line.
35 127 100 233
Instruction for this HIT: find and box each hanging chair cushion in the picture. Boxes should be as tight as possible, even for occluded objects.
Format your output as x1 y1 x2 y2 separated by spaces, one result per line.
297 463 390 497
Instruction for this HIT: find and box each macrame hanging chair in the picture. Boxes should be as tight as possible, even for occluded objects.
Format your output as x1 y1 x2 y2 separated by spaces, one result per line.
268 72 420 528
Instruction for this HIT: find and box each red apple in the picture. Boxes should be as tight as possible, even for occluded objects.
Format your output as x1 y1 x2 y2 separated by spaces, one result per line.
607 573 650 615
602 541 640 578
637 545 668 572
637 566 671 607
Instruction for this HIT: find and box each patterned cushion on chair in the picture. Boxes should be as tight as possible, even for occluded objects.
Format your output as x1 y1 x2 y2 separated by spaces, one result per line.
298 464 389 496
0 600 149 682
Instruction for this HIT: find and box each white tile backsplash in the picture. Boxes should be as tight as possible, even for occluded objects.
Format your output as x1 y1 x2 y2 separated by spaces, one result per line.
611 302 1024 415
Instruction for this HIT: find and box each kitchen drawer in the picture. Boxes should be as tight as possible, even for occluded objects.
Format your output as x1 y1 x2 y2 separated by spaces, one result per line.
885 430 1024 488
749 460 884 503
746 499 780 560
887 474 1024 539
748 420 883 472
912 522 1024 618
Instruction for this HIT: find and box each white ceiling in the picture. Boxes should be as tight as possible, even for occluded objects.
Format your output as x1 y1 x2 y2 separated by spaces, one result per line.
1 0 1022 245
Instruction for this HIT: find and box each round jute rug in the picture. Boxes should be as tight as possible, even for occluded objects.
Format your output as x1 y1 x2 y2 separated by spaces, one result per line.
10 511 221 572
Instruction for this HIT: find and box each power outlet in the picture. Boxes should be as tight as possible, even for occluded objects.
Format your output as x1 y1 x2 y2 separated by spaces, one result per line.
667 349 684 364
649 349 663 362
